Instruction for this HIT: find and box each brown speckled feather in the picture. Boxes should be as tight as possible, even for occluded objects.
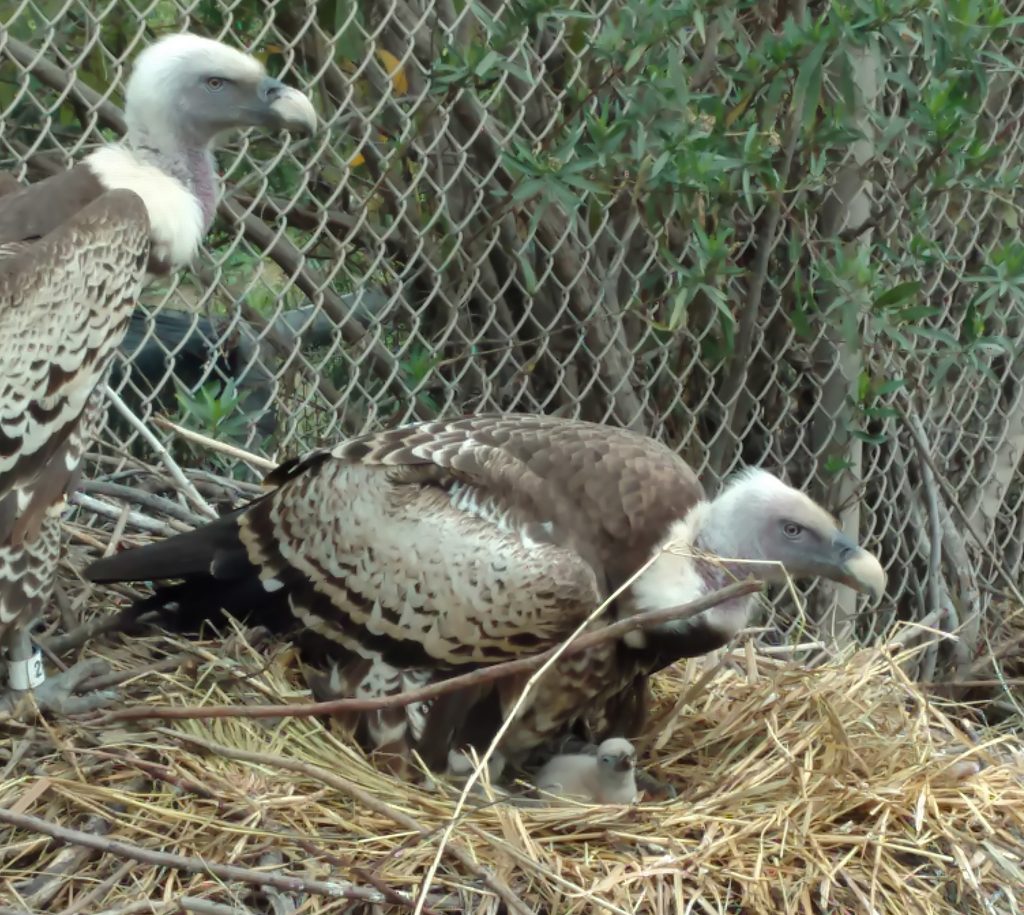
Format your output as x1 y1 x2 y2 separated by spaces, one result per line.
0 190 150 631
88 413 705 764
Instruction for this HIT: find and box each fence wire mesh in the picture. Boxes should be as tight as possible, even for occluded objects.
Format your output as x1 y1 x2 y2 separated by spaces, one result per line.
2 1 1022 680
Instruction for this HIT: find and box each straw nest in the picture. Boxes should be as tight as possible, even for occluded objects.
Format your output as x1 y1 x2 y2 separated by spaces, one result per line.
2 605 1022 915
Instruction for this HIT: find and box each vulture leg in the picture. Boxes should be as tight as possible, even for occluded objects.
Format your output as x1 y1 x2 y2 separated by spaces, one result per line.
0 625 116 717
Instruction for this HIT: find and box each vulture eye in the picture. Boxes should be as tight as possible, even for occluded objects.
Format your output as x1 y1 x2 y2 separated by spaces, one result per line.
782 521 803 539
205 76 227 91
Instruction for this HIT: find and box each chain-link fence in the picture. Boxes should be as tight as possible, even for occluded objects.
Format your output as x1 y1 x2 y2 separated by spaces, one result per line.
2 1 1022 683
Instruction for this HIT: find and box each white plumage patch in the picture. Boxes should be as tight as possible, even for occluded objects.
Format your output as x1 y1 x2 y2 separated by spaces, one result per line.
625 507 754 647
86 147 204 271
447 482 517 533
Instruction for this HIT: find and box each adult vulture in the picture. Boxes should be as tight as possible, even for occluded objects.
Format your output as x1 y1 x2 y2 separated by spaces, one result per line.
0 33 316 714
86 414 886 773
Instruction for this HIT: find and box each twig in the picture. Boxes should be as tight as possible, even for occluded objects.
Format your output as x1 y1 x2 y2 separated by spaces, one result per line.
0 808 386 905
180 899 255 915
58 860 134 915
103 385 218 521
69 492 189 537
169 732 529 915
80 480 213 527
75 654 190 692
12 813 110 909
40 608 155 657
97 580 762 723
151 416 277 474
351 867 435 914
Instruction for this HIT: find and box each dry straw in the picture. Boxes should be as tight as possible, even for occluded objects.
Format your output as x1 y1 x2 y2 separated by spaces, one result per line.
1 617 1022 915
0 438 1021 914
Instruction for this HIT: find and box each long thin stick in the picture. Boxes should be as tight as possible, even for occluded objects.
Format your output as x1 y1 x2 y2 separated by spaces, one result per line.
98 580 762 724
103 385 218 520
171 732 531 915
0 807 384 904
152 415 278 473
69 491 189 537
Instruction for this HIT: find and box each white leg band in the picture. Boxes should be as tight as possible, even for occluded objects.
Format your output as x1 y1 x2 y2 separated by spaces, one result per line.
9 651 46 690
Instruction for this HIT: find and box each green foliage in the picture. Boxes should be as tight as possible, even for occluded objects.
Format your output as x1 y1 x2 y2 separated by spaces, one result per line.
4 0 1019 481
174 380 254 475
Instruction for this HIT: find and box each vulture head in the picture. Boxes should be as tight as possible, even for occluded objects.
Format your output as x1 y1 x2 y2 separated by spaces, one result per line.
597 737 637 776
698 469 887 600
124 34 317 149
81 32 317 271
625 468 886 651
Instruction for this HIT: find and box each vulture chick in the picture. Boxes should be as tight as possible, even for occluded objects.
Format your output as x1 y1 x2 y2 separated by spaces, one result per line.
0 33 316 716
534 737 638 805
85 414 887 774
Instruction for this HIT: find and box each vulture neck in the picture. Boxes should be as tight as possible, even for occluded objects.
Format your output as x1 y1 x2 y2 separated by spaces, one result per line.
127 122 219 230
690 498 782 584
628 498 780 614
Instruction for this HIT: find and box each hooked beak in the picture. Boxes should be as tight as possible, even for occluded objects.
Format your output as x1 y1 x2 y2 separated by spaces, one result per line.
258 77 317 134
614 755 634 773
832 532 887 603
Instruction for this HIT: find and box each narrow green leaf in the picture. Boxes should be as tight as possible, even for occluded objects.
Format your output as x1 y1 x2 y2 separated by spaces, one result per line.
872 281 922 310
794 39 828 134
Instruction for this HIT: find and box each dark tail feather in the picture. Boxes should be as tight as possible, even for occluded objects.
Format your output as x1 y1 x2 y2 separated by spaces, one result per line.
85 503 294 635
85 508 248 583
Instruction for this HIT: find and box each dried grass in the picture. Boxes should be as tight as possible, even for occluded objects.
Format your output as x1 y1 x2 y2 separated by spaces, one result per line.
0 455 1021 914
2 614 1022 915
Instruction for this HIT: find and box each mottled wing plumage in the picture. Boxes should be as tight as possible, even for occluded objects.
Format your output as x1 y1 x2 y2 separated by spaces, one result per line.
239 459 604 668
86 412 706 765
328 413 705 586
0 190 150 629
238 414 703 668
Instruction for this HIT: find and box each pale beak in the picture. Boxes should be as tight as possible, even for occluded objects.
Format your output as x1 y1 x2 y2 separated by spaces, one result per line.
259 77 317 133
834 534 887 603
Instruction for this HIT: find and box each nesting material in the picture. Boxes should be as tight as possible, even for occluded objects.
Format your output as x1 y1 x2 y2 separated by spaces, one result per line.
1 613 1022 915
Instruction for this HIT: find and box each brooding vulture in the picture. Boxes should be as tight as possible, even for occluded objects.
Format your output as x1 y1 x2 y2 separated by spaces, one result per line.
86 413 887 773
534 737 638 804
0 32 316 714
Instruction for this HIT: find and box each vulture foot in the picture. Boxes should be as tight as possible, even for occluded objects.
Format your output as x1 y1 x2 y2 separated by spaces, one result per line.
1 658 116 717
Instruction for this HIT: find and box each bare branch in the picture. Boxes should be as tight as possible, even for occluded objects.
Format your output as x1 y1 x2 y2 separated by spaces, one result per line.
0 808 388 905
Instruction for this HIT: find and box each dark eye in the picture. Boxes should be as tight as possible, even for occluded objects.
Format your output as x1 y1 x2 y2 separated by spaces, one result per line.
782 521 802 539
206 76 226 91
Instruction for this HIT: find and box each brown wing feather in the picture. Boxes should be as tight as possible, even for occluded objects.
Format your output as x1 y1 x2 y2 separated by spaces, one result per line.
85 413 706 764
0 165 106 249
330 413 706 587
231 415 702 663
0 189 150 629
238 459 604 666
